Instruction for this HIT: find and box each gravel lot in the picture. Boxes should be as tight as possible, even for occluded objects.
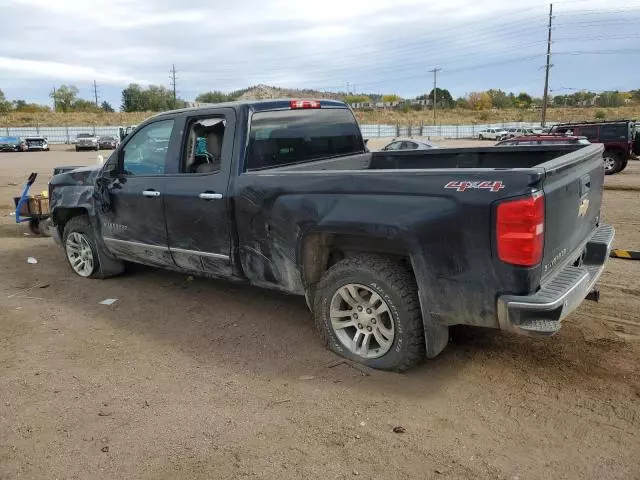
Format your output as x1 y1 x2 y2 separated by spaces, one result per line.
1 144 639 480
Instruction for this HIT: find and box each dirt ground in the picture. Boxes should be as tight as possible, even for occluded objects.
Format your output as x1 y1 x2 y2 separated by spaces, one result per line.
1 145 639 480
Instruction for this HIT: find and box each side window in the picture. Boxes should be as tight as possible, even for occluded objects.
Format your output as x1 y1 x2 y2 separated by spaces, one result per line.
405 141 419 149
247 108 364 170
600 124 627 141
122 120 174 176
182 117 226 174
384 142 400 151
577 126 598 140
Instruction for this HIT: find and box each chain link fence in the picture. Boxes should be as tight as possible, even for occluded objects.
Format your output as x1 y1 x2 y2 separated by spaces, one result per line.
1 126 120 144
2 122 554 144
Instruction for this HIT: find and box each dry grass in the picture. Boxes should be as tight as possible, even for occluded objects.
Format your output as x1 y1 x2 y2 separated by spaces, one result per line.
0 111 155 127
1 105 638 127
354 105 640 125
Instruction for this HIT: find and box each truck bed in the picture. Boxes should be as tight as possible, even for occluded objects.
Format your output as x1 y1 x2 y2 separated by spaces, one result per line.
265 144 593 172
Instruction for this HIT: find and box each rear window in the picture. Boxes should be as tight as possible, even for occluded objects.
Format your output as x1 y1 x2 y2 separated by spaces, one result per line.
246 108 364 170
600 124 628 141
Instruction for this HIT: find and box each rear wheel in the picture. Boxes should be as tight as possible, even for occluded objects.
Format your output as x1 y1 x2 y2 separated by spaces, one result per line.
603 152 622 175
313 254 438 372
75 146 80 152
478 134 484 140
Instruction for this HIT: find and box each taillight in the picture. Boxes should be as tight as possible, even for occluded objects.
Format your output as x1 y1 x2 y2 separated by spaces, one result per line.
496 193 545 267
290 100 321 109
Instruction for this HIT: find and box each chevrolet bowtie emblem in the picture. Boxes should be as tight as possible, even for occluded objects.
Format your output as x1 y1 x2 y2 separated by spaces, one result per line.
578 198 590 217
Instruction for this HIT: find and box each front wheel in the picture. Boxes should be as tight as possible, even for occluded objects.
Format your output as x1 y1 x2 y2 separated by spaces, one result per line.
478 134 484 140
313 254 439 372
603 152 622 175
62 215 124 278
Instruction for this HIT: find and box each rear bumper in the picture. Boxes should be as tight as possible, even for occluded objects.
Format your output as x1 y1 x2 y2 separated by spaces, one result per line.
497 224 614 335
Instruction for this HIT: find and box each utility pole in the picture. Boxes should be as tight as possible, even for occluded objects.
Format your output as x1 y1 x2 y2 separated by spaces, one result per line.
92 80 99 107
51 86 57 111
429 68 441 126
170 64 177 108
541 3 553 127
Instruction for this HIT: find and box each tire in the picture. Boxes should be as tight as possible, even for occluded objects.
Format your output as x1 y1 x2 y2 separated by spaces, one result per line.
603 152 623 175
62 215 124 279
75 146 80 152
313 254 430 372
40 218 54 237
28 219 41 235
478 134 484 140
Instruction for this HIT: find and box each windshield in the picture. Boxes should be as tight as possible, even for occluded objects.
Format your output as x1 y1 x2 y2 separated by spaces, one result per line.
77 133 93 138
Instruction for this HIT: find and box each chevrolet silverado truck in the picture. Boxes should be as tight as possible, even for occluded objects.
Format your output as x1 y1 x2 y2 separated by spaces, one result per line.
49 99 614 371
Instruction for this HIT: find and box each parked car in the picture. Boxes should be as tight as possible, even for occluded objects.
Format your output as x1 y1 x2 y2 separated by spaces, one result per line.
380 138 440 150
0 136 27 152
496 135 591 146
75 133 99 151
550 120 636 174
476 128 508 140
503 127 536 139
25 136 49 151
118 125 138 142
49 99 613 372
98 136 118 150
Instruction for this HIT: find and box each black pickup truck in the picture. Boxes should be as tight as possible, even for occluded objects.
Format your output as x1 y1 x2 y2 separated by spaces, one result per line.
49 99 614 371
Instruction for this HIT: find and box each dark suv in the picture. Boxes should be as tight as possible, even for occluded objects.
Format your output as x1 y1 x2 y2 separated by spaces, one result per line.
550 120 636 174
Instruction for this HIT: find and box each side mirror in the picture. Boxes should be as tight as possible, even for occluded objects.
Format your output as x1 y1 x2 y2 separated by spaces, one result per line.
364 139 369 145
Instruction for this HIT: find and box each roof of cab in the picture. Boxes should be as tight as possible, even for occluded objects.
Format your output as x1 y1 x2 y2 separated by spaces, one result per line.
152 98 348 119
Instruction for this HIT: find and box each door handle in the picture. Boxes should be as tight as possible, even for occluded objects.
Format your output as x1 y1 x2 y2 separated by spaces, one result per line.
142 190 161 197
198 192 223 200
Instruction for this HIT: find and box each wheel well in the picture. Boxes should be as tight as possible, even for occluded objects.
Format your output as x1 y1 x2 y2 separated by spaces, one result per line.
301 233 411 289
603 148 625 158
52 207 88 236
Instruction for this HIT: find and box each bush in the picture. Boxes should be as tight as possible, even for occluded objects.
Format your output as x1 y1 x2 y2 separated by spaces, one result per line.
477 111 490 121
595 109 606 120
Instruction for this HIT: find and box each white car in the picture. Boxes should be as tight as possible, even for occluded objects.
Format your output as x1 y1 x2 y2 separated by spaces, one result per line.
503 127 536 139
380 138 440 151
476 128 508 140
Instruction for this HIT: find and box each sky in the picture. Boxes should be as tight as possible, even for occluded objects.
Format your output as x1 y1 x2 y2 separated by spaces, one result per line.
1 0 639 109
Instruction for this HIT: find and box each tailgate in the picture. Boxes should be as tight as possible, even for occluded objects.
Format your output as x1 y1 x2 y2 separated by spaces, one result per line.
540 144 604 279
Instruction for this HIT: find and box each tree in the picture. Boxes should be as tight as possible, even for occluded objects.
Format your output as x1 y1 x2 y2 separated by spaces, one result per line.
467 91 492 110
121 84 184 112
343 94 371 104
51 85 79 112
0 89 12 114
486 89 512 109
595 91 625 108
73 99 100 112
195 91 232 104
427 88 453 108
515 92 532 109
121 84 146 112
455 97 470 109
12 100 50 113
101 101 114 112
381 94 401 103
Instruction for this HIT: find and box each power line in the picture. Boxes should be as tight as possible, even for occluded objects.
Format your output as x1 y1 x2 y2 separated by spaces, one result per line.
541 3 553 127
